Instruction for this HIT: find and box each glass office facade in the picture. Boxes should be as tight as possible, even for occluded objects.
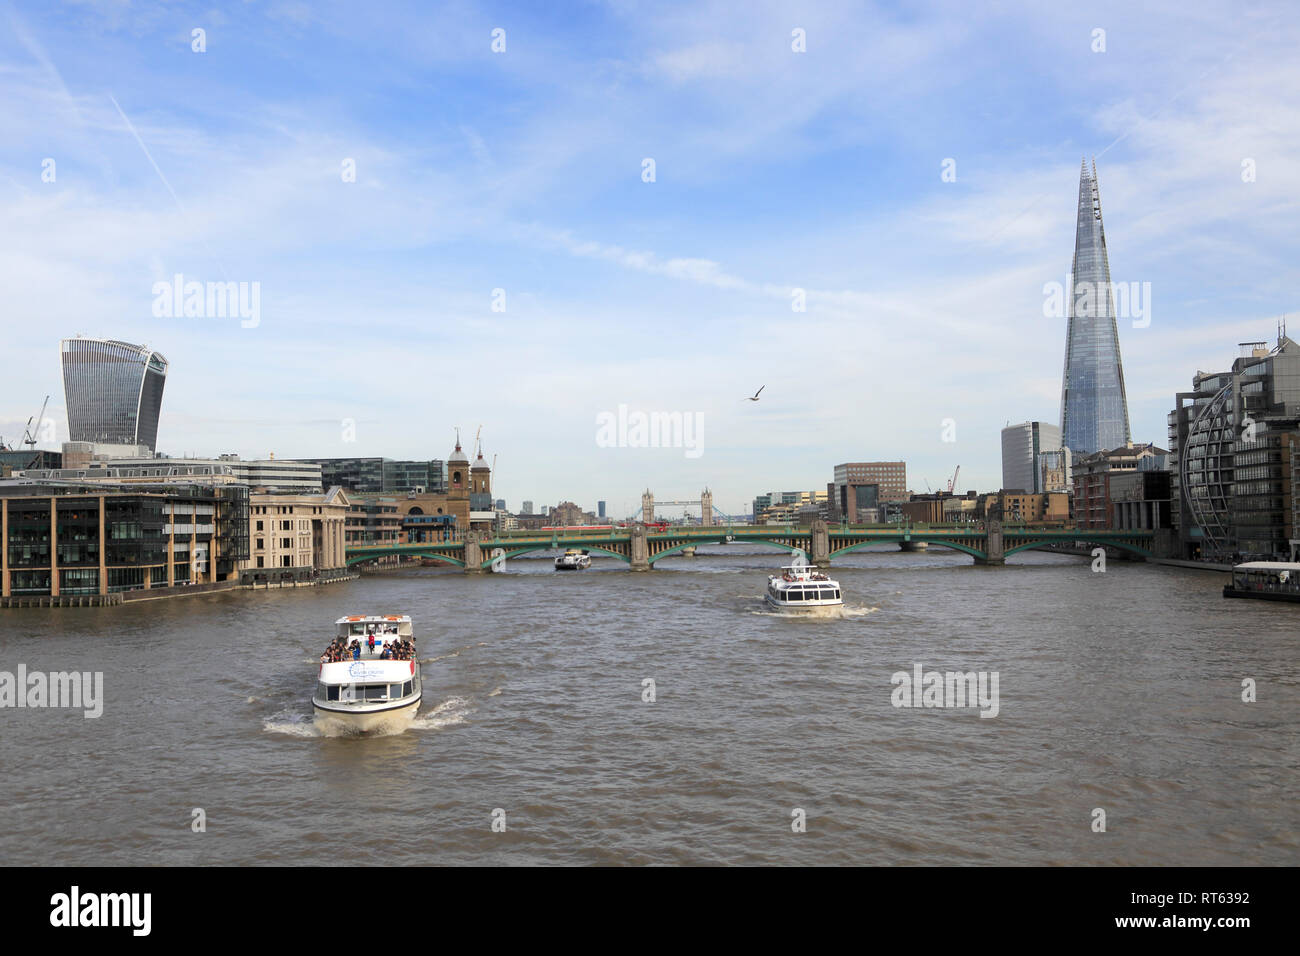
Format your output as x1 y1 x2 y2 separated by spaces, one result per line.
1 482 249 598
309 458 446 494
60 338 168 452
1060 160 1131 456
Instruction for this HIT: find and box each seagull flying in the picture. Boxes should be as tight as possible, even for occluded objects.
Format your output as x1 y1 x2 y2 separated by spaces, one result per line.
745 385 765 402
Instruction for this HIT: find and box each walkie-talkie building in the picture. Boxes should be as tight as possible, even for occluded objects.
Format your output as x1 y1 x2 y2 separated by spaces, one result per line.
60 338 169 453
1059 159 1131 456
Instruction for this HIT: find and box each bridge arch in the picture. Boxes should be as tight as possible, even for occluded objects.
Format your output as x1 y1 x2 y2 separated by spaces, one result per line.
487 543 631 566
1004 537 1152 559
650 535 808 564
346 548 465 568
830 538 988 560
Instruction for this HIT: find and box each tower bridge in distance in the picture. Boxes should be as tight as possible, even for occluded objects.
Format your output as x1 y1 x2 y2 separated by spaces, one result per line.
345 520 1159 573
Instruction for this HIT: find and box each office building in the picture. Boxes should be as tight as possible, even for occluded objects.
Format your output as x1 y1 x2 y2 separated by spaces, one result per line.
300 457 446 495
0 479 249 600
241 488 350 584
830 462 907 522
1001 421 1062 493
1072 443 1169 529
1168 335 1300 561
60 338 168 454
1059 160 1131 456
24 455 323 493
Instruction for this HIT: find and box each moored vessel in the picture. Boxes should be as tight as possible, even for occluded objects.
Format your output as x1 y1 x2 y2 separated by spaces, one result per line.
312 615 422 733
765 565 843 613
1223 562 1300 603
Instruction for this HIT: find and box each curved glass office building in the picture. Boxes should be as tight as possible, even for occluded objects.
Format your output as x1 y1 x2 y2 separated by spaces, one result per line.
60 338 169 452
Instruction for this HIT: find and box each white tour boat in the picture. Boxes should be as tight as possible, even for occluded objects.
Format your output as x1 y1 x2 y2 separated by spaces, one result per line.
765 565 843 613
555 549 592 570
312 614 422 733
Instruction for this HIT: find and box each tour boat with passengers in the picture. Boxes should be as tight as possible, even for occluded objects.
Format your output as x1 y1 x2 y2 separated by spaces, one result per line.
555 549 592 570
765 565 844 613
1223 562 1300 603
312 614 422 733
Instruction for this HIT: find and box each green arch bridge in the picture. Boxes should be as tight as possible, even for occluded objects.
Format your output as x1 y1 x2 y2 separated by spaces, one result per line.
345 523 1156 573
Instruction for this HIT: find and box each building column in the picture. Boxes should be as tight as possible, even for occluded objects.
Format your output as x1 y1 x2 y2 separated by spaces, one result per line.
167 502 175 587
189 503 197 583
98 495 107 595
1 497 8 598
209 503 219 583
49 496 59 597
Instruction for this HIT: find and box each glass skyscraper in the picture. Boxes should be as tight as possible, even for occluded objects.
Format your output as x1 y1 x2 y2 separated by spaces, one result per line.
1060 159 1131 456
60 338 169 452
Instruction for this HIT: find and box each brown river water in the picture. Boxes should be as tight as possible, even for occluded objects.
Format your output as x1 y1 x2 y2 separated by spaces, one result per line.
0 545 1295 865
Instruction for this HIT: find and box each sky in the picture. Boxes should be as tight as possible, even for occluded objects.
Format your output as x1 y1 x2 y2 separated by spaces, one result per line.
2 0 1298 519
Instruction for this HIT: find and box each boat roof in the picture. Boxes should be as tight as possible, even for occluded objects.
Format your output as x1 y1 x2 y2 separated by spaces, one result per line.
1233 562 1300 571
334 614 412 624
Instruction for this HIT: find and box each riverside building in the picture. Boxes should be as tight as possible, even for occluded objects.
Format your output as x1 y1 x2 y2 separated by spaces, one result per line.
0 479 250 603
1168 334 1300 561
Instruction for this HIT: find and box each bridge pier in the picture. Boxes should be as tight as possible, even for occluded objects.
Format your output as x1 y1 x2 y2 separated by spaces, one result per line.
974 521 1005 566
811 519 831 568
630 524 651 571
463 533 485 574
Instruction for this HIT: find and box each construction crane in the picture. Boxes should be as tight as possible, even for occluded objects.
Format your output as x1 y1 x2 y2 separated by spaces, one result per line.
22 395 50 450
946 466 961 494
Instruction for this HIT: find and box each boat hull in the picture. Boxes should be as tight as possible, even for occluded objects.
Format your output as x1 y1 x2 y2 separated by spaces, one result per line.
764 594 844 614
1223 586 1300 603
312 694 422 734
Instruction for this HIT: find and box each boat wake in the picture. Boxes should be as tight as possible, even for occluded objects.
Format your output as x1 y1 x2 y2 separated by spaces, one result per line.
263 695 472 738
263 709 322 737
410 695 472 730
749 600 879 619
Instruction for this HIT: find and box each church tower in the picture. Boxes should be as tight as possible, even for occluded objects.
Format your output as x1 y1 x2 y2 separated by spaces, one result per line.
448 431 469 498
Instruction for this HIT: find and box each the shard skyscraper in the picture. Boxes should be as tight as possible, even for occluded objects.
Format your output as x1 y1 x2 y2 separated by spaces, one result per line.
1059 158 1131 456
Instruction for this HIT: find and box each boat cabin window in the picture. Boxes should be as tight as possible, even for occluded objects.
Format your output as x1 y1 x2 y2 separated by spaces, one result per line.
326 684 340 701
403 681 413 696
389 683 403 698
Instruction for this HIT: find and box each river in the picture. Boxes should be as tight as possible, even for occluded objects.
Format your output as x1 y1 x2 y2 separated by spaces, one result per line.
1 545 1294 865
